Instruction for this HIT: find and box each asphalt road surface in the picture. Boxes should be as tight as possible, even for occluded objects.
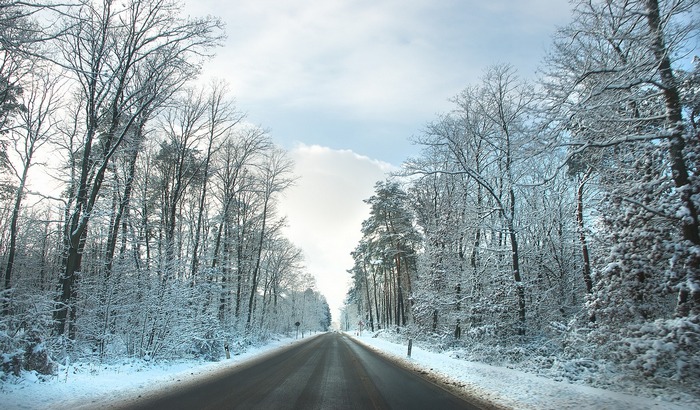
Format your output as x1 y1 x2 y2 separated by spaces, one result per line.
115 332 485 410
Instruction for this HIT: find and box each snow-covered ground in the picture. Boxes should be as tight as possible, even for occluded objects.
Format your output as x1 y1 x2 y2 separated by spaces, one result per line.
1 331 698 409
350 332 700 410
0 335 310 410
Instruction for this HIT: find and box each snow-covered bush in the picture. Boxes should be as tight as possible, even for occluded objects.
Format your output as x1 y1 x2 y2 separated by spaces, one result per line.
618 316 700 390
189 333 224 362
0 290 55 377
1 349 23 377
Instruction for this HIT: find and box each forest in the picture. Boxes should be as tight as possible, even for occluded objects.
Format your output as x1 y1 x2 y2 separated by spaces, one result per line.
2 0 699 399
0 0 331 377
342 0 700 396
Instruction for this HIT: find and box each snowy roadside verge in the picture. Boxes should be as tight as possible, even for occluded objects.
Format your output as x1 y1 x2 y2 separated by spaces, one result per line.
0 334 319 410
3 331 698 410
348 332 699 410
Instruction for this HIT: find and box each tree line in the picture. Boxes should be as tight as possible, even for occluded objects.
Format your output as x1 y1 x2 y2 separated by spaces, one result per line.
343 0 700 392
0 0 330 376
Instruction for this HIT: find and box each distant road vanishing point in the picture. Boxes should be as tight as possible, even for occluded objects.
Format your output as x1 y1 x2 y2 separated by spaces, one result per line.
110 332 488 410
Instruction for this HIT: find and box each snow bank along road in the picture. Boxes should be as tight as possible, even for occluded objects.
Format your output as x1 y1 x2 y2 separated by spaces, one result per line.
109 332 488 410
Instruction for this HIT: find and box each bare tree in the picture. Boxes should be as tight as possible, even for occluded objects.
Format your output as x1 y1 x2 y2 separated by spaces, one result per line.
53 0 223 337
211 126 271 324
2 59 62 311
541 0 699 320
246 147 294 327
642 0 700 316
189 80 243 282
155 89 208 279
409 64 534 336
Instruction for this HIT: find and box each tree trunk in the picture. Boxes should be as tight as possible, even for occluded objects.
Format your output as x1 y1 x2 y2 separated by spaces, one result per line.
3 161 29 296
55 226 85 337
363 263 374 331
644 0 700 317
372 268 381 329
190 135 214 283
235 200 246 318
247 197 269 326
218 222 231 323
508 220 525 336
105 135 141 277
576 168 593 295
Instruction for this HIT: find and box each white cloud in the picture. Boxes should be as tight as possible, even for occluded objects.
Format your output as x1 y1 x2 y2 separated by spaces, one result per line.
193 0 571 123
186 0 573 165
213 1 446 117
279 144 394 321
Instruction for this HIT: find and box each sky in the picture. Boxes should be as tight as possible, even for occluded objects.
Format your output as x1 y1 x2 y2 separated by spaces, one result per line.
182 0 575 322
